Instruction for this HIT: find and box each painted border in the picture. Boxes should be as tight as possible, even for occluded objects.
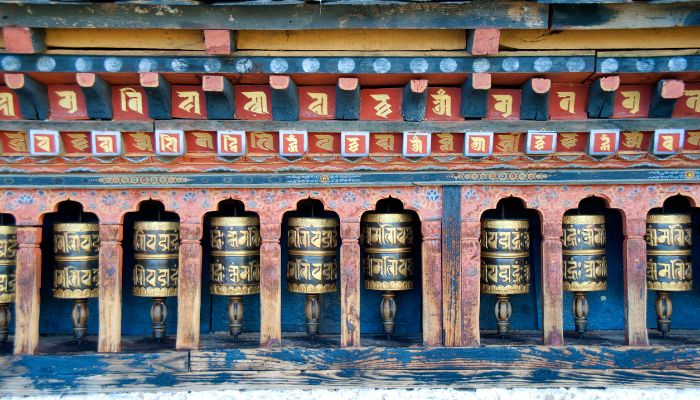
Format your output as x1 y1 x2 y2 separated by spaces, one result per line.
341 131 370 157
90 130 122 157
216 130 247 157
525 130 557 155
588 129 620 156
652 128 685 155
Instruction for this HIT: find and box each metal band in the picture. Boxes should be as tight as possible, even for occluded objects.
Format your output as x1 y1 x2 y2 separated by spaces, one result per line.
364 247 413 254
288 249 337 257
133 287 178 297
53 222 99 232
481 251 529 259
287 217 338 228
646 214 691 224
647 250 692 256
287 282 337 294
361 213 414 223
211 285 260 296
481 283 529 295
563 281 607 292
53 288 99 299
481 219 529 229
210 216 260 227
647 281 693 291
0 293 14 303
0 260 16 266
54 255 99 261
134 254 179 260
134 221 180 230
211 250 260 257
364 280 413 291
562 249 607 256
563 215 605 225
0 226 16 234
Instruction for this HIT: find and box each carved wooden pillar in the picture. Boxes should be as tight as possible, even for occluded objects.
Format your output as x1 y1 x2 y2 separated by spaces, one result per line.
13 226 41 355
421 219 443 347
460 219 481 346
259 219 281 348
339 220 361 347
541 215 564 346
176 222 202 350
98 224 122 353
623 217 649 346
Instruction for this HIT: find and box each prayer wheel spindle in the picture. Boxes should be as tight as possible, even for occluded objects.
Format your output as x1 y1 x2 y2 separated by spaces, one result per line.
480 218 531 338
0 225 16 343
361 211 415 339
562 215 607 337
53 223 100 344
133 221 180 341
209 215 261 340
646 214 692 337
286 216 339 338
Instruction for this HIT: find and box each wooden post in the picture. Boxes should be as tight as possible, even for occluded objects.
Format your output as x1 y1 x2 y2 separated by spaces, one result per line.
541 215 564 346
98 224 122 353
339 220 361 347
442 186 461 347
421 219 443 347
259 220 282 348
402 79 428 122
623 217 649 346
176 222 202 350
77 73 113 120
13 226 41 355
460 219 481 347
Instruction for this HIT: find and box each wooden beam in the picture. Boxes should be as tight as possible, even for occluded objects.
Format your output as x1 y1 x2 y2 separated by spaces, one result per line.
202 75 234 120
4 73 49 120
422 220 443 347
623 218 649 347
13 226 41 355
541 215 564 346
339 221 361 347
2 27 45 54
176 222 202 351
77 73 113 120
269 75 299 121
442 186 461 347
0 3 548 30
139 72 171 120
649 79 685 118
467 28 500 55
335 78 360 121
204 30 235 55
520 78 551 121
402 79 428 122
552 3 700 30
587 76 620 119
460 219 481 347
460 73 491 119
259 221 281 348
98 224 122 353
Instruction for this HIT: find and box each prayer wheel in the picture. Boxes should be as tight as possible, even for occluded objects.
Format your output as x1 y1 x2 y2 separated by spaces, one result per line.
133 221 180 340
361 211 415 338
562 215 607 337
0 225 16 343
480 218 530 337
209 215 261 340
53 222 100 343
286 216 339 337
646 213 692 337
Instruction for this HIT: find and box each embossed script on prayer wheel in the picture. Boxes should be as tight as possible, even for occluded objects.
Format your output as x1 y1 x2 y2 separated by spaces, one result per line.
133 221 180 297
563 215 607 292
0 225 16 342
286 217 339 294
53 222 100 343
53 223 100 299
562 214 607 336
480 219 530 295
362 212 415 291
646 213 692 337
210 216 261 340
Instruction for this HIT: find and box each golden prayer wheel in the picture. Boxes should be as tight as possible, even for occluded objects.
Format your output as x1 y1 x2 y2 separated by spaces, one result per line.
480 218 530 337
286 216 339 337
133 221 180 340
562 215 607 337
645 213 692 337
209 215 261 340
53 222 100 343
361 211 415 338
0 225 17 343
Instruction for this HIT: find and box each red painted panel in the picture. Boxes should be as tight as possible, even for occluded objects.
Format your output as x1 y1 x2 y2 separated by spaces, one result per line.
0 87 22 120
487 89 520 120
123 132 155 155
61 132 91 155
557 132 587 153
112 86 150 121
613 85 651 118
308 132 340 154
48 85 88 120
549 83 588 120
248 131 278 154
235 85 272 120
172 86 207 120
186 131 216 153
369 132 402 155
672 84 700 118
360 88 403 121
431 132 463 154
299 86 336 120
0 131 28 155
425 87 462 121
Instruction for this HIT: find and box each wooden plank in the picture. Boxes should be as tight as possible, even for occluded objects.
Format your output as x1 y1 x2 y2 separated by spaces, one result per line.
467 28 500 56
552 3 700 29
441 186 461 347
595 51 700 74
176 222 203 350
2 27 45 54
0 351 188 377
190 345 700 372
259 221 281 348
541 219 564 346
98 224 122 353
0 120 152 132
13 226 41 355
339 221 360 347
204 30 235 55
154 118 700 135
623 218 649 347
421 219 442 347
45 29 204 50
0 3 548 30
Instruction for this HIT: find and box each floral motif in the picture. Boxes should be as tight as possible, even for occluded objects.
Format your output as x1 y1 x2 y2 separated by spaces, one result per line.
17 193 33 205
